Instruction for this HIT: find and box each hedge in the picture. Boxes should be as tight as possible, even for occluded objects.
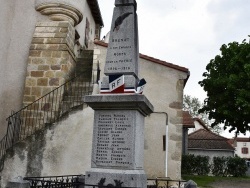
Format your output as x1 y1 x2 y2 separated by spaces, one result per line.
182 155 247 177
181 154 210 175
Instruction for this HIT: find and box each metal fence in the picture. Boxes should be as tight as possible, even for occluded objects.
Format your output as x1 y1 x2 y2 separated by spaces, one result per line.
24 175 85 188
22 175 187 188
0 67 100 171
147 178 186 188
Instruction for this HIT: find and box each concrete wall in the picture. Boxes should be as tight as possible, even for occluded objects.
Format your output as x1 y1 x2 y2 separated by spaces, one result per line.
0 0 44 139
139 57 187 180
0 0 98 139
1 107 94 187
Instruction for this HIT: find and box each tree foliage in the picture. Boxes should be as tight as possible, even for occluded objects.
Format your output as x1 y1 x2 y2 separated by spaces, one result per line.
183 95 202 117
199 38 250 134
183 95 222 134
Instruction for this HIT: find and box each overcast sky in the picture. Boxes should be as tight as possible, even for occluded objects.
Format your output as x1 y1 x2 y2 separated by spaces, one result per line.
98 0 250 138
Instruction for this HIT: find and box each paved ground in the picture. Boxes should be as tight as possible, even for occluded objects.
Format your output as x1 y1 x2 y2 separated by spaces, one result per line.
208 179 250 188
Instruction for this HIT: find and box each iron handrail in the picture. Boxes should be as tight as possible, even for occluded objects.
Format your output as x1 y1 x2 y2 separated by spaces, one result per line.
0 67 100 171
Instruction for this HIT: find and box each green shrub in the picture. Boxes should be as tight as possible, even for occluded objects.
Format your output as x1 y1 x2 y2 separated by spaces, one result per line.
181 154 196 174
183 155 248 177
182 154 210 175
227 156 248 177
194 155 210 175
212 156 228 176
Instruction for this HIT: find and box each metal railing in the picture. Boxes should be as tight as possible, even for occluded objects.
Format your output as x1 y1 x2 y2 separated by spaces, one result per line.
0 67 100 171
147 178 187 188
24 175 85 188
23 175 187 188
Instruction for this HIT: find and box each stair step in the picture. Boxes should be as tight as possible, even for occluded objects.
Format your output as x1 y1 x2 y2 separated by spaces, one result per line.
68 82 93 87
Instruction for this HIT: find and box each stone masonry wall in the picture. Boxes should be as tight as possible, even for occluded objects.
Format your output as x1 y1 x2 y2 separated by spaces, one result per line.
19 21 76 136
23 21 76 106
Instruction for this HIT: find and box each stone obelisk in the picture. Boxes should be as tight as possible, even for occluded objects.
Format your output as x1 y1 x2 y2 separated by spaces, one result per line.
84 1 153 187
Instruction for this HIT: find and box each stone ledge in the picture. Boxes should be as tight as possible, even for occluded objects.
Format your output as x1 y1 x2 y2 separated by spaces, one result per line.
36 3 83 26
84 94 154 116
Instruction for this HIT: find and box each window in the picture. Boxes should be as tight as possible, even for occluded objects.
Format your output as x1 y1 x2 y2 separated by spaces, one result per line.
242 147 248 154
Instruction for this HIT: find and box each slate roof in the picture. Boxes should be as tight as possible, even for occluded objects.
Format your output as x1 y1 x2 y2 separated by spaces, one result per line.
183 111 195 128
188 129 235 151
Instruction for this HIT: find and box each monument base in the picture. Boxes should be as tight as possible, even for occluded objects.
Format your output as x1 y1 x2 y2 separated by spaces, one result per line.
84 95 153 188
85 168 147 188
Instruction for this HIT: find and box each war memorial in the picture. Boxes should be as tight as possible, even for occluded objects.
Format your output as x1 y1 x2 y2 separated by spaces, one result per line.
84 0 154 187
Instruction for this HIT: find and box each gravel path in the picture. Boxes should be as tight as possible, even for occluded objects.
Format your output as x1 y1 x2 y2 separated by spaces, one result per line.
208 179 250 188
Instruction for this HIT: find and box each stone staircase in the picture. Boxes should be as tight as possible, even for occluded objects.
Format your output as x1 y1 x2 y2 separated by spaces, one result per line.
60 50 94 116
0 50 95 172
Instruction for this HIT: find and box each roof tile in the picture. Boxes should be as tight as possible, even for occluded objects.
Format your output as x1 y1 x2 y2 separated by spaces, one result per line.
188 129 234 150
183 111 195 128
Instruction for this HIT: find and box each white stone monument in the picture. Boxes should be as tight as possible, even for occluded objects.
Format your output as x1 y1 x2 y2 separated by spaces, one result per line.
84 1 153 187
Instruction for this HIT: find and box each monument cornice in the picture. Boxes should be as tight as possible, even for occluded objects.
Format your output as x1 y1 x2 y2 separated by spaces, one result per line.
84 94 154 116
36 3 83 26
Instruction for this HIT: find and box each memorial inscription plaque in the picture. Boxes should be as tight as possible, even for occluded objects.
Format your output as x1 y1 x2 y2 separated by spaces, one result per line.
93 111 133 168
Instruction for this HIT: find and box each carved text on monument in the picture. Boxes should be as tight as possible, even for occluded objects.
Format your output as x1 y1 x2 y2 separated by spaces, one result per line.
93 112 133 168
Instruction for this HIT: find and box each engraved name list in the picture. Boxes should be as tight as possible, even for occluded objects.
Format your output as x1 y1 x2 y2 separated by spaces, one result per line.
93 112 134 168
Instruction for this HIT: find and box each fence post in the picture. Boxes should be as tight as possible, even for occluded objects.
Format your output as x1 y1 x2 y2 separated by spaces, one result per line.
6 176 30 188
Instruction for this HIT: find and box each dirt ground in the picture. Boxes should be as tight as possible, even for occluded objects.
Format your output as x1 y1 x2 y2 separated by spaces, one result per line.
208 179 250 188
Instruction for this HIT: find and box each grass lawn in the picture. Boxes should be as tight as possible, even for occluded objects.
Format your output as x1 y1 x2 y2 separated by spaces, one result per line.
182 175 250 188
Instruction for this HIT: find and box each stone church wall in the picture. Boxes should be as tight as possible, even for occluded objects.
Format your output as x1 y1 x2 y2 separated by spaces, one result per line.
0 0 98 140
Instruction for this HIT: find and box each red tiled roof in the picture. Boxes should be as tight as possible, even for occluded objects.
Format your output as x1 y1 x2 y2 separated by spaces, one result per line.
139 54 189 73
188 129 235 150
228 139 235 145
232 137 250 142
183 111 195 128
94 40 190 74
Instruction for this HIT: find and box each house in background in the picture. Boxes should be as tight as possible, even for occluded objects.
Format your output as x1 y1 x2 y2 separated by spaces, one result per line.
229 137 250 160
188 129 235 162
229 137 250 175
182 115 235 161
